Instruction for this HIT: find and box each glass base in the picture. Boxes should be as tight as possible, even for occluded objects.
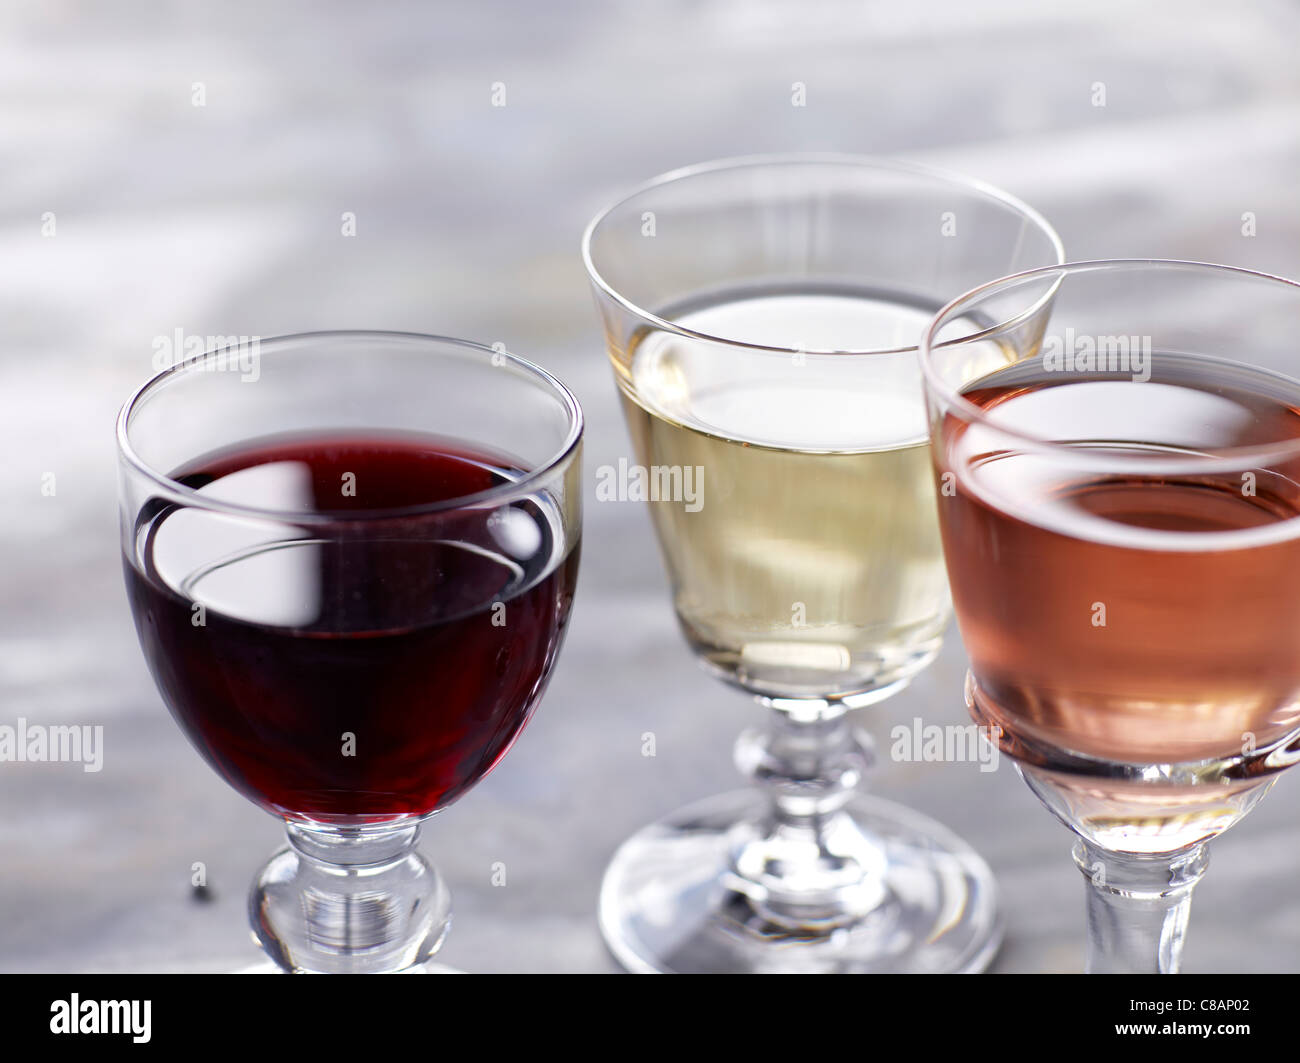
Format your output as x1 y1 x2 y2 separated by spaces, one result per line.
599 789 1001 973
233 959 463 974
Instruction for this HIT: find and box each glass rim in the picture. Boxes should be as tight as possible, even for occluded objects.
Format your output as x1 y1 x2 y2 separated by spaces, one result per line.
116 329 584 524
919 258 1300 461
580 151 1066 356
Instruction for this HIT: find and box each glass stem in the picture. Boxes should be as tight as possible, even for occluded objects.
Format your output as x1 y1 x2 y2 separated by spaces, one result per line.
1073 840 1209 974
729 703 885 928
250 820 451 973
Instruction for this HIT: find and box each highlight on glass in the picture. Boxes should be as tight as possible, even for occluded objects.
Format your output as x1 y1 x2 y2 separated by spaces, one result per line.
117 331 582 973
583 154 1064 973
921 259 1300 973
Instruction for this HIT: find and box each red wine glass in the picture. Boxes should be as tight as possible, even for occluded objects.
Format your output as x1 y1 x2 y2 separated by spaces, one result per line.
117 331 582 972
921 261 1300 972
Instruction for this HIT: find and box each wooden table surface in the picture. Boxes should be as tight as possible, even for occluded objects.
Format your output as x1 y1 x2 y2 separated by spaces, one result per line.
1 0 1297 973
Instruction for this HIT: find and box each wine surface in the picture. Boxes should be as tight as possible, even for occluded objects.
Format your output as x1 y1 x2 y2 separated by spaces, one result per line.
124 432 577 821
942 353 1300 766
618 287 1007 699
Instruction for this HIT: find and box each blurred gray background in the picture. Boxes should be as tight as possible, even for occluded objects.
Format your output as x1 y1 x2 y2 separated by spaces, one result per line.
2 0 1298 973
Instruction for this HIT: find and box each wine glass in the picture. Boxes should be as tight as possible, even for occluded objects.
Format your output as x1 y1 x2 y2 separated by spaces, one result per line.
116 331 582 973
921 260 1300 973
582 154 1064 973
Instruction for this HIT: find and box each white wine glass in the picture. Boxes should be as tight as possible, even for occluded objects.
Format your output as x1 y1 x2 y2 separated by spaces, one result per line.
582 155 1064 973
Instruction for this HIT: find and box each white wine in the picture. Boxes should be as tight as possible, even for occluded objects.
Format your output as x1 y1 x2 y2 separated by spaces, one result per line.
613 287 1011 701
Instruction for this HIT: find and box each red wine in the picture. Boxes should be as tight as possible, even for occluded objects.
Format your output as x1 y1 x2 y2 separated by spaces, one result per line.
124 432 578 823
939 354 1300 767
